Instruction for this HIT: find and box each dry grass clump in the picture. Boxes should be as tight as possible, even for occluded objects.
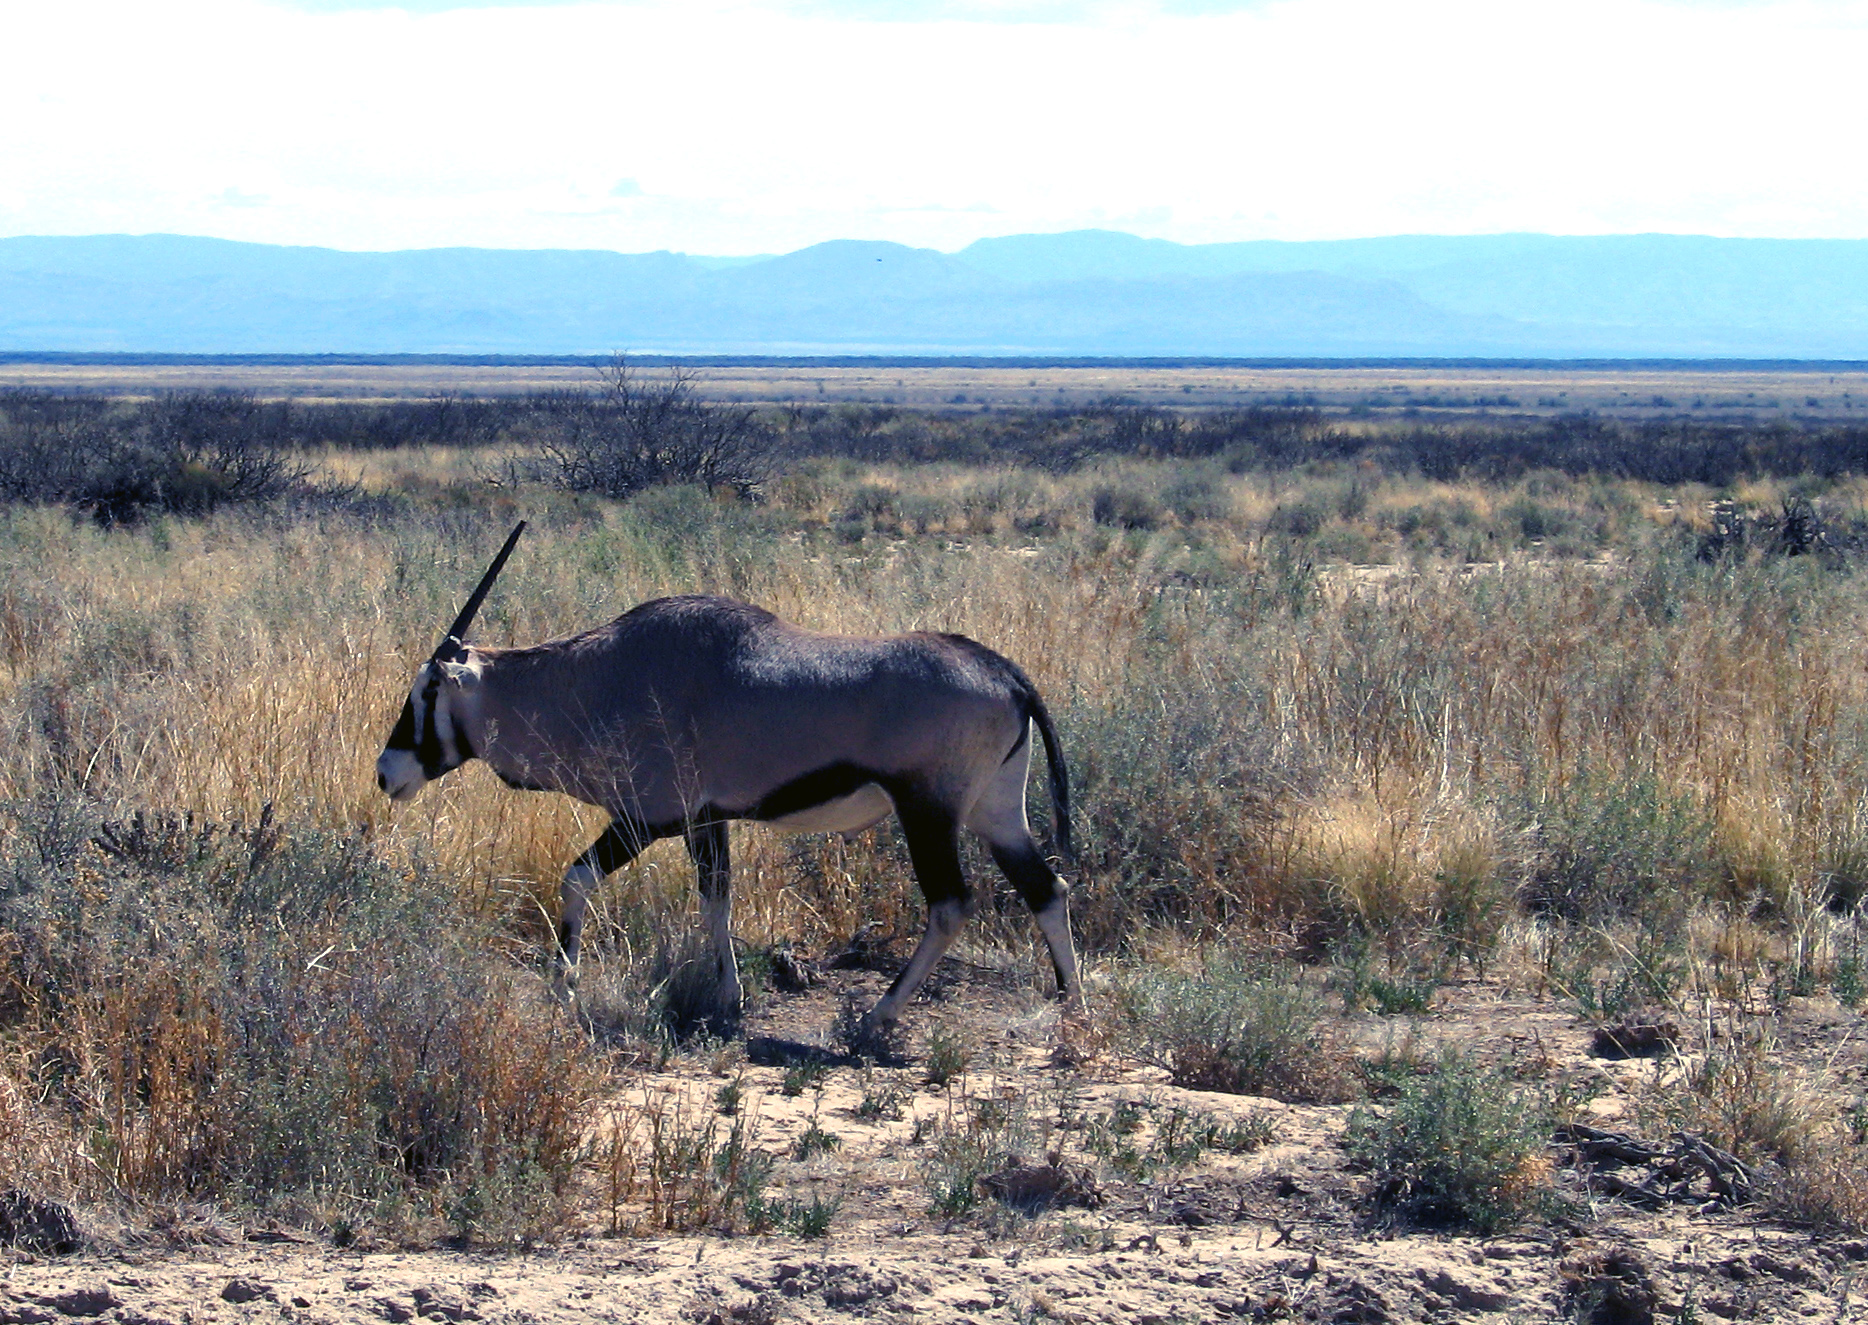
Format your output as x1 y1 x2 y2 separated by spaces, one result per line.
1635 1021 1819 1167
1772 1142 1868 1233
594 1091 778 1236
1115 950 1351 1102
0 793 599 1240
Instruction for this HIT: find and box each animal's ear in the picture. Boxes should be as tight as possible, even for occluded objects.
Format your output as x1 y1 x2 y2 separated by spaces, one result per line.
439 659 481 687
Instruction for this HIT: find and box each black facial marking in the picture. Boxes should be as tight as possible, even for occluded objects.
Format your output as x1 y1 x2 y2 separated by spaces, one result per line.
414 671 449 778
384 700 417 752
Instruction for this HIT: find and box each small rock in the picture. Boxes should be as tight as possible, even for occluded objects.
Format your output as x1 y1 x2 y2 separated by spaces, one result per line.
1750 1253 1817 1284
35 1287 120 1318
1420 1269 1511 1312
219 1280 275 1305
981 1157 1102 1212
1562 1245 1657 1325
821 1270 897 1308
374 1299 414 1323
1324 1279 1389 1325
411 1288 479 1322
769 947 819 992
291 1298 312 1309
1592 1016 1680 1059
0 1302 60 1325
695 1297 778 1325
0 1192 81 1256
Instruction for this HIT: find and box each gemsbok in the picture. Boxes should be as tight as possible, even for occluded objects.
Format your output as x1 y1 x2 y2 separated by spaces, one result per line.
376 523 1081 1030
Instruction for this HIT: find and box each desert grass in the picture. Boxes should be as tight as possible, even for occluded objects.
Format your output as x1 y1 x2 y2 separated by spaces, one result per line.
7 467 1868 953
9 446 1868 1228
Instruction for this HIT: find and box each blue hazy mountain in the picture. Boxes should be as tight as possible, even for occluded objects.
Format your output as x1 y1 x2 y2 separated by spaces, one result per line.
3 230 1866 357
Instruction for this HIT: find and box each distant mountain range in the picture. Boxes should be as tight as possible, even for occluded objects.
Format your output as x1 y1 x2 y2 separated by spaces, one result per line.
3 230 1867 358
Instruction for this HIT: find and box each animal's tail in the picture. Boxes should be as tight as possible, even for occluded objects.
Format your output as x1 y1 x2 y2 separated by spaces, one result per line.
1022 682 1074 865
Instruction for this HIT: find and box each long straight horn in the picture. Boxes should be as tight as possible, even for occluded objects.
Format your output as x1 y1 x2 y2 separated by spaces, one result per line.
434 521 526 659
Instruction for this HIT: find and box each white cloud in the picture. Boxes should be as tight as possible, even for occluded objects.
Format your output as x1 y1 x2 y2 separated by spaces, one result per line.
2 0 1867 252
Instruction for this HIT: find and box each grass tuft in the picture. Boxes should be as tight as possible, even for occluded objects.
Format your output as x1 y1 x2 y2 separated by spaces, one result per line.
1346 1048 1554 1232
1119 952 1350 1102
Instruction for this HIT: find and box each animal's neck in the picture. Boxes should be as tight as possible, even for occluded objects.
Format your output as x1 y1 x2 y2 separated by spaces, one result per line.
452 648 562 794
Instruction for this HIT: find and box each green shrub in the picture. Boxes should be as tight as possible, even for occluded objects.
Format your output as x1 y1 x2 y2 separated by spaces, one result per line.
1090 481 1164 529
771 1190 840 1238
1080 1095 1275 1180
923 1024 971 1089
782 1059 831 1097
1346 1049 1553 1231
1119 952 1348 1101
1517 764 1718 928
794 1113 843 1161
919 1105 1034 1218
1070 655 1316 940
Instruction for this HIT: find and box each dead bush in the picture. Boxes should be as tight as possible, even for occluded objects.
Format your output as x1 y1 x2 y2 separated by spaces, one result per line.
0 795 599 1234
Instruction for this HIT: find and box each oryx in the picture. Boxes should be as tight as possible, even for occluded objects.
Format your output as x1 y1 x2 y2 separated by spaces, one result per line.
376 523 1081 1029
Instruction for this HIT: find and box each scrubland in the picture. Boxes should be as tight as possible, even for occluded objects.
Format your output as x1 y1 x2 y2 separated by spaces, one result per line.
7 382 1868 1320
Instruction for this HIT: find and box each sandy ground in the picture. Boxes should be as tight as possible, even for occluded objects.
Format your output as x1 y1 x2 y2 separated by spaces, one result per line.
6 966 1868 1324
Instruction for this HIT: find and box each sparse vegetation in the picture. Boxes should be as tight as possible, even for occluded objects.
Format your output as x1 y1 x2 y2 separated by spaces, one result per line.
923 1025 972 1090
1347 1049 1554 1232
1118 953 1349 1101
6 371 1868 1274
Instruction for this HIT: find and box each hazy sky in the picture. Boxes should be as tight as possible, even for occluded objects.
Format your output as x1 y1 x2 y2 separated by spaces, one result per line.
4 0 1866 255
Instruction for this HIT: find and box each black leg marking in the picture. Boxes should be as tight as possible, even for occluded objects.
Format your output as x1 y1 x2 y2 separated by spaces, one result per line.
993 839 1081 1003
896 797 970 912
685 815 731 898
560 815 658 974
873 795 972 1014
588 816 656 875
991 841 1063 914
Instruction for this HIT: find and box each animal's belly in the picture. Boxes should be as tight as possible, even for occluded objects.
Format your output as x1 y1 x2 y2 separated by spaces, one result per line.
763 784 894 837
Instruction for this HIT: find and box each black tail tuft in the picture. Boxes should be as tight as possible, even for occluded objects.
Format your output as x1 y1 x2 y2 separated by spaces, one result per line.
1022 683 1073 865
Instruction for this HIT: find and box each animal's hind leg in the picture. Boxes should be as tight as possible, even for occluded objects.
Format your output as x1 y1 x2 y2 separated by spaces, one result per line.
685 815 740 1016
990 840 1082 1010
865 797 972 1029
557 815 654 1008
967 740 1082 1010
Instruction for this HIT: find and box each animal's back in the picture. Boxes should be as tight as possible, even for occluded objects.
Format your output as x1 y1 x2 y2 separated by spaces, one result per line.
489 596 1029 815
646 598 1027 796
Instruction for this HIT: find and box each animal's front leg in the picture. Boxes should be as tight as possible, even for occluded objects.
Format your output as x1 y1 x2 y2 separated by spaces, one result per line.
555 815 653 1010
685 816 740 1017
